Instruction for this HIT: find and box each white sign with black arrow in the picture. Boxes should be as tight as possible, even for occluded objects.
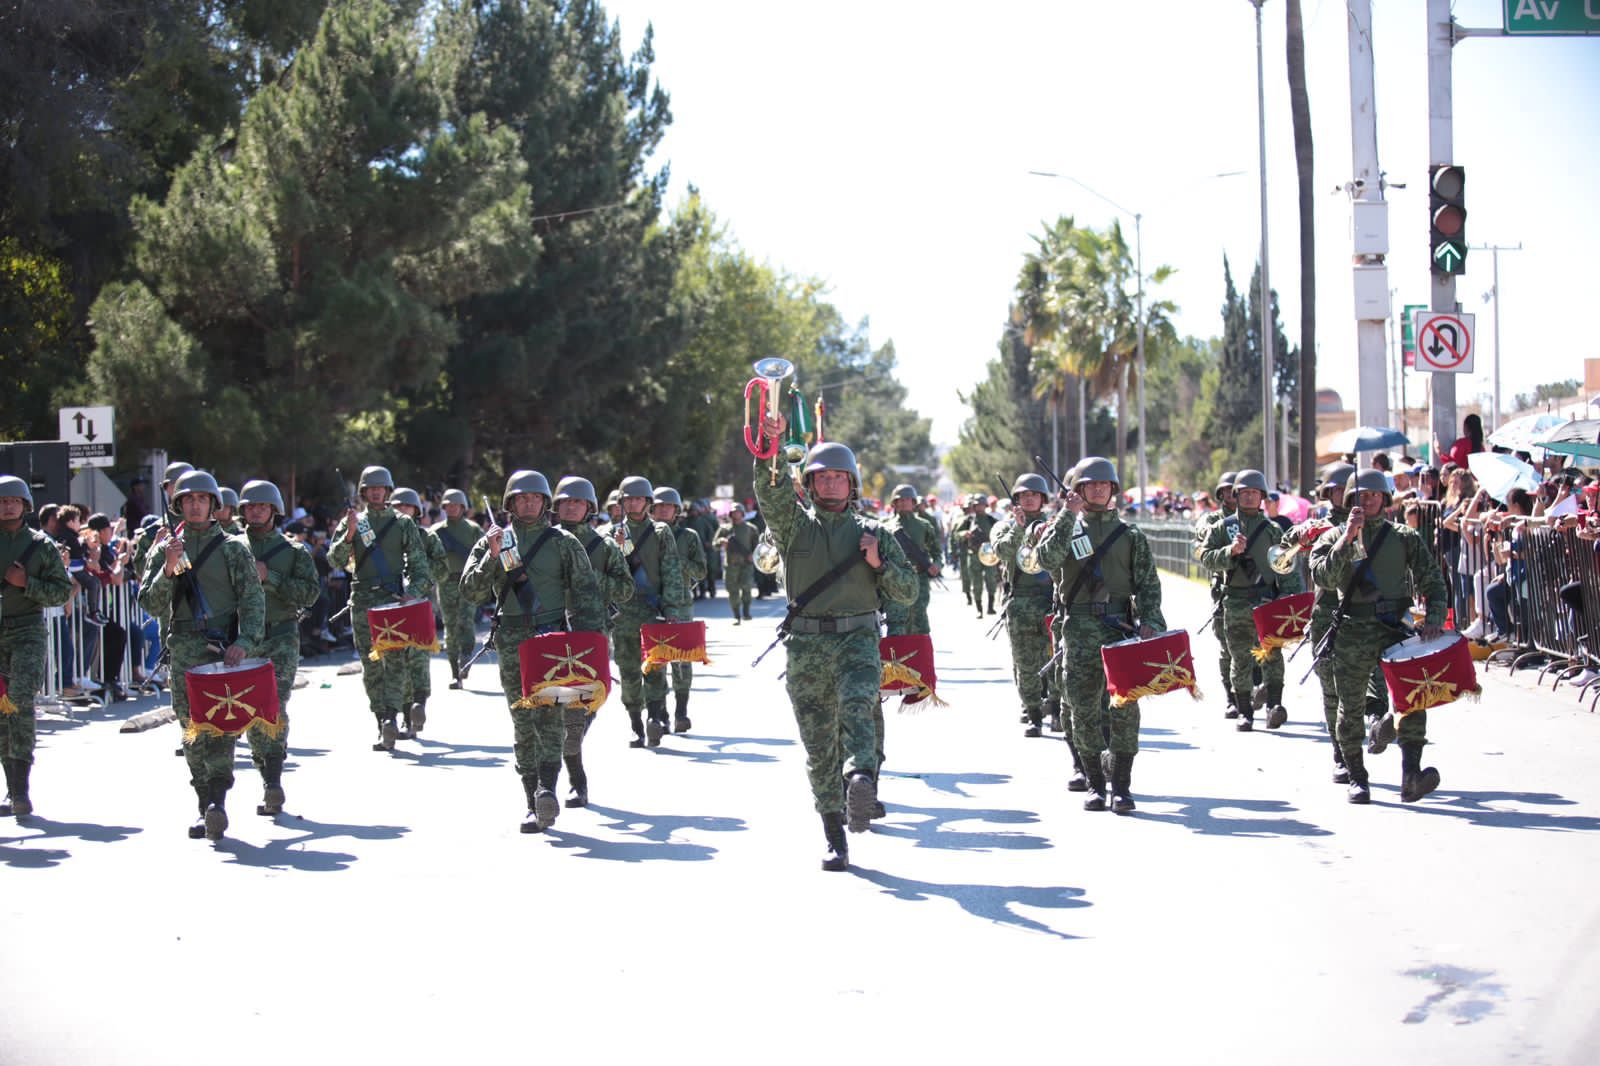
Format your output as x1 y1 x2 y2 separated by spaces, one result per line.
58 405 117 468
1410 310 1476 375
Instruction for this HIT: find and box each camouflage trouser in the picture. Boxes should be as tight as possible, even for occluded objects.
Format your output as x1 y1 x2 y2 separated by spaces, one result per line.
963 554 998 610
0 621 46 763
170 634 239 789
671 661 693 695
1332 619 1426 765
351 600 408 717
1224 594 1283 705
439 578 475 675
955 552 970 598
245 630 298 766
495 619 565 776
401 645 431 706
1007 597 1052 716
725 562 753 617
1060 615 1140 757
785 628 881 814
612 613 666 711
884 576 931 636
1209 592 1230 694
1308 608 1387 733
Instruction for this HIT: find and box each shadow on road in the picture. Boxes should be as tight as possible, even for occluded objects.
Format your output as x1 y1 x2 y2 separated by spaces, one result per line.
1137 726 1198 752
0 817 143 868
389 739 511 770
848 865 1088 940
546 803 746 862
216 816 409 872
872 803 1052 852
1373 787 1600 831
1137 795 1333 837
881 770 1011 798
650 734 793 765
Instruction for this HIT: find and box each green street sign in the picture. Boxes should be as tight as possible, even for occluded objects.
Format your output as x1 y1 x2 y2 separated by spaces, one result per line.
1504 1 1600 35
1402 303 1427 365
1434 240 1466 274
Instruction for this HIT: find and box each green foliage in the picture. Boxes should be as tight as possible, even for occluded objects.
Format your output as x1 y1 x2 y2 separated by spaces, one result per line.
0 239 74 440
1513 379 1580 411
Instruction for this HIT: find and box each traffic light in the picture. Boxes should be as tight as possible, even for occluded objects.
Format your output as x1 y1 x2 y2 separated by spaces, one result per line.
1429 164 1466 275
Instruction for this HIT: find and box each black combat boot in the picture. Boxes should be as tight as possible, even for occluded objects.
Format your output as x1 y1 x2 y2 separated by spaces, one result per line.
627 708 646 748
673 690 692 734
1345 749 1371 804
1235 691 1256 731
1223 688 1240 719
408 698 427 736
373 709 399 751
532 762 561 830
1399 742 1440 802
1082 752 1108 811
845 771 877 833
203 778 230 841
1368 710 1396 755
520 773 545 833
645 700 668 748
258 756 286 816
1331 743 1351 785
564 752 589 808
986 590 996 615
1046 700 1063 733
1110 752 1136 815
1024 703 1043 738
448 655 463 690
0 759 31 817
821 812 849 872
1265 690 1288 730
1065 743 1089 792
188 784 210 838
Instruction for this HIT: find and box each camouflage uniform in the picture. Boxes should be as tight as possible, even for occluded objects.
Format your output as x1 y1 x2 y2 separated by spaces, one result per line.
0 510 73 815
1199 503 1304 728
714 519 758 621
243 521 319 781
1192 501 1236 714
398 519 448 724
1309 497 1448 803
1035 498 1165 810
667 512 707 714
949 504 971 605
955 503 999 615
431 509 481 681
461 505 605 828
991 508 1056 733
879 508 940 636
139 503 267 831
327 493 434 746
611 496 689 746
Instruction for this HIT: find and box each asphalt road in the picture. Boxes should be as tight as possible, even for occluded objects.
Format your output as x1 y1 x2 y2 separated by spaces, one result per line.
3 573 1597 1065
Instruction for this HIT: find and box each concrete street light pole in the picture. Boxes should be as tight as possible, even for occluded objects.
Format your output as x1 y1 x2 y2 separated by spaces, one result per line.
1251 0 1277 488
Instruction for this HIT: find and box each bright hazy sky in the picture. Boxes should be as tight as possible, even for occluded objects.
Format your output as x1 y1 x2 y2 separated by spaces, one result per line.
602 0 1600 447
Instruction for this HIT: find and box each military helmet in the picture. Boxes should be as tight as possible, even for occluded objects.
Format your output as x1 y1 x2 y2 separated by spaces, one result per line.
162 461 193 486
1010 473 1050 500
1233 469 1270 494
390 487 423 512
891 483 918 501
1346 467 1392 500
172 469 223 510
1319 462 1356 498
358 465 395 490
239 479 286 516
604 489 623 509
503 470 552 507
441 488 469 509
218 486 239 510
1073 456 1119 489
1216 470 1237 493
553 477 598 511
0 474 34 513
618 475 654 499
802 442 861 493
652 486 682 508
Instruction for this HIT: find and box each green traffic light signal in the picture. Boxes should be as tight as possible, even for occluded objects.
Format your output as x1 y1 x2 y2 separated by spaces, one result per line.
1430 164 1466 275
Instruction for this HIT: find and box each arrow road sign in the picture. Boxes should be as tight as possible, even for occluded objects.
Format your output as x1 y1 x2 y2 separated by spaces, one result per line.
58 405 116 468
1411 311 1476 375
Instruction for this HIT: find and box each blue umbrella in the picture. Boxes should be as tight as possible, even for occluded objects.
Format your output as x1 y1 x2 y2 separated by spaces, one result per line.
1327 425 1409 454
1468 451 1541 502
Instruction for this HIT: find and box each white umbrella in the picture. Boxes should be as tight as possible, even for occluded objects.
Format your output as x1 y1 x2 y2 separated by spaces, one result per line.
1486 412 1568 453
1467 451 1541 502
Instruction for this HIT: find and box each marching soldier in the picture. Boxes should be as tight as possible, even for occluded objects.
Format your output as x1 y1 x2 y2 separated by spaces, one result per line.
1200 469 1303 732
554 475 633 807
460 470 605 831
390 487 446 738
1034 458 1165 813
653 486 705 734
216 487 243 534
139 470 266 840
1309 468 1448 804
129 460 193 624
1193 471 1241 718
610 476 689 748
431 489 479 688
328 466 434 753
713 507 758 624
239 479 320 814
754 412 917 872
688 499 721 601
949 496 972 607
880 484 941 637
958 495 999 616
0 476 73 818
991 474 1069 744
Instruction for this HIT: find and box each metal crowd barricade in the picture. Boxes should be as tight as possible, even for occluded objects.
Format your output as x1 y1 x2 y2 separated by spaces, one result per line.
35 573 157 717
1138 518 1208 582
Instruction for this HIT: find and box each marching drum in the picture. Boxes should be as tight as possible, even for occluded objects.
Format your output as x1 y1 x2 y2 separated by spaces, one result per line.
515 631 612 712
880 633 942 706
641 621 710 673
367 597 439 660
1252 591 1315 661
184 658 281 737
1379 632 1480 714
1101 629 1202 708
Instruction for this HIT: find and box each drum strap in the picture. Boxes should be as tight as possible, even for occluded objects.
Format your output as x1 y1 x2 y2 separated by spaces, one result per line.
179 532 229 628
254 539 292 566
1342 525 1390 601
894 527 934 575
781 550 868 632
503 527 560 615
354 517 399 586
4 536 43 574
626 522 662 612
437 527 472 560
583 533 608 567
1061 523 1128 610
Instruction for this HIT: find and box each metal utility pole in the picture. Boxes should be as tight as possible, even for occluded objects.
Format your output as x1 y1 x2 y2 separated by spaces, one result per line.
1427 0 1458 456
1474 242 1522 431
1251 0 1276 486
1347 0 1390 438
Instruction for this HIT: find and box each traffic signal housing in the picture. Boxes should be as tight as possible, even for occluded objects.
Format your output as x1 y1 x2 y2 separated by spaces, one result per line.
1430 164 1466 275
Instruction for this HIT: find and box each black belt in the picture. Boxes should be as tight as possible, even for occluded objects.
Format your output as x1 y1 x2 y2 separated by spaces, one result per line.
1065 600 1131 619
501 607 569 629
173 612 237 635
1346 599 1411 619
1 613 42 629
787 611 878 635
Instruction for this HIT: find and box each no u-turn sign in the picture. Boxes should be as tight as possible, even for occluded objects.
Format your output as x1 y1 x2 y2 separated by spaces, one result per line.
1410 311 1476 374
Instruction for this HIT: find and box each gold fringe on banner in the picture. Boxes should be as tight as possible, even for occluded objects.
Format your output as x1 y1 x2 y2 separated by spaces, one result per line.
1395 667 1481 715
1109 653 1202 708
246 716 286 740
1250 636 1296 663
642 643 710 673
879 661 947 709
368 637 440 661
513 675 609 714
0 694 17 715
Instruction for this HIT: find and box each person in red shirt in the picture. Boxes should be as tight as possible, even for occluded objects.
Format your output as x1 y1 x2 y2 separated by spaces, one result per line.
1442 413 1485 470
